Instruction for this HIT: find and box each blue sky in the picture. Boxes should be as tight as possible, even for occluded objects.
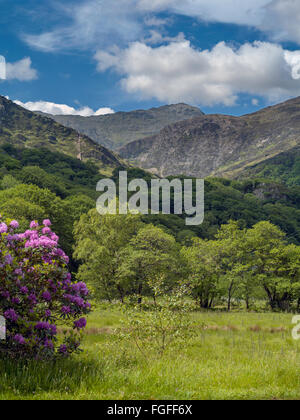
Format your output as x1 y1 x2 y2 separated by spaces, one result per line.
1 0 300 116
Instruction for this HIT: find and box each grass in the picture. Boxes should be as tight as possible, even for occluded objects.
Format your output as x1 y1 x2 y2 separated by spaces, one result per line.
0 307 300 400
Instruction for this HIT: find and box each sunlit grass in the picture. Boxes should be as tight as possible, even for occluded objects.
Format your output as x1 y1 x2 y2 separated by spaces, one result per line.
0 307 299 400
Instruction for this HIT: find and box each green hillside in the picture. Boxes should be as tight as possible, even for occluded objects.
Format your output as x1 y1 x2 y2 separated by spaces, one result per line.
0 96 122 172
237 145 300 187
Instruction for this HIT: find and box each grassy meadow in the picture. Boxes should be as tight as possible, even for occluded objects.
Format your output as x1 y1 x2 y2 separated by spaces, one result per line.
0 306 300 400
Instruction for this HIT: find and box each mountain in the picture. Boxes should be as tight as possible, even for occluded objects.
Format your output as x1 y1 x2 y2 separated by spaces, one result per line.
237 145 300 187
0 96 122 171
119 97 300 182
40 103 204 150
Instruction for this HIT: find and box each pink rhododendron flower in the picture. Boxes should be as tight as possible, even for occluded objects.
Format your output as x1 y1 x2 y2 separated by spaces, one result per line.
0 219 91 359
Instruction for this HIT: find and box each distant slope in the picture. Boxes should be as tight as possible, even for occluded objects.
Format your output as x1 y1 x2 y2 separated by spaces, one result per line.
0 96 122 171
40 103 204 150
119 97 300 182
238 145 300 187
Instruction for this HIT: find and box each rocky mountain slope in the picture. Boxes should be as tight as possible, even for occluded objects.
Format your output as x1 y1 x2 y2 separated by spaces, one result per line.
0 96 122 171
119 97 300 181
40 103 204 150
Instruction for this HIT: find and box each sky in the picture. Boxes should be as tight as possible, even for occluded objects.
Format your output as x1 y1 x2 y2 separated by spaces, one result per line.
1 0 300 116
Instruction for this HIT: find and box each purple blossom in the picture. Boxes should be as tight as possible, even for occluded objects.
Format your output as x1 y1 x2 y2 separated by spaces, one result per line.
28 294 37 305
45 310 51 318
20 286 28 295
29 221 39 229
42 291 52 302
4 254 13 265
44 339 54 349
74 318 87 330
0 223 8 234
14 334 26 345
59 344 68 354
0 218 91 358
12 297 20 305
42 227 51 235
61 306 71 315
9 220 19 230
4 309 18 322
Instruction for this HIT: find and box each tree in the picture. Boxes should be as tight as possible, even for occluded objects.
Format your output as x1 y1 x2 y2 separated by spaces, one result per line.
1 175 20 190
73 208 142 302
181 238 221 308
245 222 300 311
215 221 247 311
117 224 182 303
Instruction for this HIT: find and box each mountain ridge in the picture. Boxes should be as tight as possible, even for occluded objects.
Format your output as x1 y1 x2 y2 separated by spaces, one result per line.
118 96 300 182
0 96 122 171
37 103 204 150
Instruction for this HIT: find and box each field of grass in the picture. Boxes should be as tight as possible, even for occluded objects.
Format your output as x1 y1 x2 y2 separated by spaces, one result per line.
0 306 299 400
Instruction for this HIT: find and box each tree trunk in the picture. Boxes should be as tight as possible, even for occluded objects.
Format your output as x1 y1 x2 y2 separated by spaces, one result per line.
138 283 143 305
117 285 124 304
227 282 234 312
246 296 250 311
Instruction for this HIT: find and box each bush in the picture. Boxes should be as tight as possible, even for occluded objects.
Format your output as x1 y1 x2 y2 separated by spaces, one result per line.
120 282 195 357
0 217 91 359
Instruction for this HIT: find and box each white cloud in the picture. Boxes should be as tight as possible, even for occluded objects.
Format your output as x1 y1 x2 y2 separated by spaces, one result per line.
22 1 300 52
5 58 38 81
14 100 114 116
94 107 115 116
22 0 300 53
95 40 300 106
144 17 171 27
138 0 300 44
24 0 143 52
260 0 300 44
144 30 185 45
137 0 270 26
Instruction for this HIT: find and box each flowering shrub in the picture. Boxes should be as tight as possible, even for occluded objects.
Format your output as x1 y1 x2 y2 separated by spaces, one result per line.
0 217 91 359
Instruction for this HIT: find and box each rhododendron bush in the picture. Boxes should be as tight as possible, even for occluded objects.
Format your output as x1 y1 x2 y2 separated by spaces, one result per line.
0 217 91 358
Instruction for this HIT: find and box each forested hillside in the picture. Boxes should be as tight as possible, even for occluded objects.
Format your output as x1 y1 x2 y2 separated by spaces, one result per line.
0 143 299 268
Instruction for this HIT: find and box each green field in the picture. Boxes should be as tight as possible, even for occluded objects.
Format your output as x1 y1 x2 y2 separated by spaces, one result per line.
0 307 299 400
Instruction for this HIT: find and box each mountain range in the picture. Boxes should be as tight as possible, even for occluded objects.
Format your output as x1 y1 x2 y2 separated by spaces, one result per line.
2 95 300 187
39 103 204 150
118 97 300 183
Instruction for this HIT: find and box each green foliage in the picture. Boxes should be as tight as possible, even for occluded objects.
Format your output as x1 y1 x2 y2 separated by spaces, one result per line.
117 224 182 302
1 174 20 190
74 209 143 301
119 283 195 356
239 146 300 187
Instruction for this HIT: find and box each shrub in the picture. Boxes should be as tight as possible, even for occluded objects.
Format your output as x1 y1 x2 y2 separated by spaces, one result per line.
120 281 195 357
0 217 91 359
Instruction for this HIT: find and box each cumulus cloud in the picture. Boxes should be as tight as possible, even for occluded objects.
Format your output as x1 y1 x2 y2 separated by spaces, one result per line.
5 58 37 81
95 40 300 106
14 100 114 116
